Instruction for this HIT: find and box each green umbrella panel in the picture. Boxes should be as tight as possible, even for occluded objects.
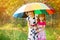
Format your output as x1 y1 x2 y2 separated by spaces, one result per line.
34 10 48 15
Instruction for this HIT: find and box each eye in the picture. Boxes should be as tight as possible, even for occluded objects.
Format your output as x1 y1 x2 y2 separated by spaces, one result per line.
33 17 35 19
33 22 36 24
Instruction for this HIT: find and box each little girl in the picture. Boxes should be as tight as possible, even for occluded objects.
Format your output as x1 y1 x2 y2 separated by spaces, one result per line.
26 11 38 40
37 14 46 40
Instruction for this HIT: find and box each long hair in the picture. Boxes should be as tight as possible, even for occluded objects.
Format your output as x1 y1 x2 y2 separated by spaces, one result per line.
37 14 46 22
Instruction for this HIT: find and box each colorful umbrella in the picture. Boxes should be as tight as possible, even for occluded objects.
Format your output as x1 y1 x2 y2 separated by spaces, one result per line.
13 13 24 18
34 9 55 15
13 2 55 18
13 12 27 18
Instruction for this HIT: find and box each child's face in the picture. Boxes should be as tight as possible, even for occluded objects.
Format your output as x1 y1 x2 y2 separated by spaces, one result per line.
39 17 44 21
27 11 34 17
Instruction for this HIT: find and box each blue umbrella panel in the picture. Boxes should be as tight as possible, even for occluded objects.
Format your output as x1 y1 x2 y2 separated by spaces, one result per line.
13 12 28 18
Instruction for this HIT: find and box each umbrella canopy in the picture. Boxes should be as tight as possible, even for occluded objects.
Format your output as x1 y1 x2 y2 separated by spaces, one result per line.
13 13 24 18
24 3 49 12
34 9 55 15
13 12 27 18
13 2 55 18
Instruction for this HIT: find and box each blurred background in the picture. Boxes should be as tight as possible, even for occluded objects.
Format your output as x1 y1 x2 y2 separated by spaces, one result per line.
0 0 60 40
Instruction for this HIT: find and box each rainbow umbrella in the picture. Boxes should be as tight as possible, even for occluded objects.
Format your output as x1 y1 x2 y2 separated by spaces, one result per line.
13 2 55 18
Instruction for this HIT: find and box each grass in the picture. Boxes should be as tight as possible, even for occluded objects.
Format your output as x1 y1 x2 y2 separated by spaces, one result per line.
0 30 27 40
0 26 59 40
0 19 60 40
46 26 56 40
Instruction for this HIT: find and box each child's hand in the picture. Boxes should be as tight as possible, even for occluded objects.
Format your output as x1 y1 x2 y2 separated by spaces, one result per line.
36 30 40 33
34 27 37 30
